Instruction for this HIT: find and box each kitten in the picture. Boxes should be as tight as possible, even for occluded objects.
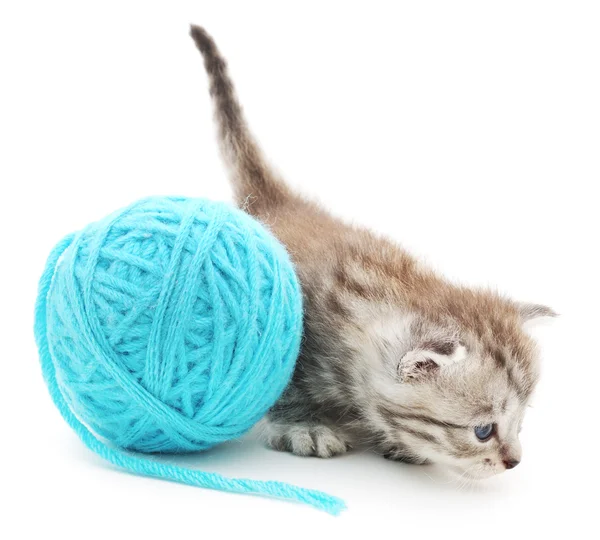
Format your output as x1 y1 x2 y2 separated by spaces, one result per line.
190 26 555 480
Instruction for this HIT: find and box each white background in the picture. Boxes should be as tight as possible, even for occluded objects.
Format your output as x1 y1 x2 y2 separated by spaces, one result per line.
1 1 598 538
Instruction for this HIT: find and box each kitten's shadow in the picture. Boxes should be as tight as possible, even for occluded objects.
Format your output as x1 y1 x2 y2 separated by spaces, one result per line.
77 429 504 498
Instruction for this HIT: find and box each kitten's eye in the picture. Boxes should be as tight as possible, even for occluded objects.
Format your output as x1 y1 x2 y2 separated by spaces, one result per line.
474 424 494 441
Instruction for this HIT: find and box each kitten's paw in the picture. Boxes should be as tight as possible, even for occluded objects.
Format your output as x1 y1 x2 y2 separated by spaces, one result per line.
262 421 350 458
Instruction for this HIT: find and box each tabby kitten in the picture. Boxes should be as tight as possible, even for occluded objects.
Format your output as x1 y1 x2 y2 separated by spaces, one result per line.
190 26 554 480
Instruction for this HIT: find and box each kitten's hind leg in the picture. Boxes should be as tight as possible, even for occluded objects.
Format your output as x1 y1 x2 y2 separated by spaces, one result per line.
259 417 352 458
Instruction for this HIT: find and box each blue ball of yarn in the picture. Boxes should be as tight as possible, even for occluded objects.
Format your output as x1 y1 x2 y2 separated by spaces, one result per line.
35 197 345 513
41 197 302 453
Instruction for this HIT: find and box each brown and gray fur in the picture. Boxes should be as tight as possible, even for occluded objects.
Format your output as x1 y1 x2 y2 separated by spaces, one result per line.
190 26 555 480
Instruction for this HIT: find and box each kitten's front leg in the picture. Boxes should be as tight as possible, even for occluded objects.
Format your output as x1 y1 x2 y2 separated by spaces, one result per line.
382 446 430 465
260 417 352 458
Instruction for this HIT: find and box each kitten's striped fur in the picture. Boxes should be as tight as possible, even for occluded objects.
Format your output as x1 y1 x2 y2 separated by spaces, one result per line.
190 26 554 479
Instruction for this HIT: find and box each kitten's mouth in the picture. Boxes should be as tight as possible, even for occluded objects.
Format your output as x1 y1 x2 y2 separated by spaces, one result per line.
448 465 497 481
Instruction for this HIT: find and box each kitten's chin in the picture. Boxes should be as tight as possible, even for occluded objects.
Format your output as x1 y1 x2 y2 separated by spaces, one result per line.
448 465 498 481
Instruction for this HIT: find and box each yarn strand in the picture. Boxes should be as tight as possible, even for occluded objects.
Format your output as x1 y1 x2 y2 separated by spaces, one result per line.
34 231 346 516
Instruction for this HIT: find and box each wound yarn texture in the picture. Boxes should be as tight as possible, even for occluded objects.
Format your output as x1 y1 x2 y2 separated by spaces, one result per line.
34 196 345 514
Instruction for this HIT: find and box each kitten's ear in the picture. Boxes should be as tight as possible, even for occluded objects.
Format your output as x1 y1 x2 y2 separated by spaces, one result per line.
398 342 467 383
517 302 557 322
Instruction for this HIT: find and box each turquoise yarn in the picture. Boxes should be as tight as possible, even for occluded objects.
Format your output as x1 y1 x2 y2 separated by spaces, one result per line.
34 196 345 515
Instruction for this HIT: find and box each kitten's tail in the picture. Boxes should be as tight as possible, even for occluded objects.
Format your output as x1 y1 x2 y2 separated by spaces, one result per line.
190 25 290 210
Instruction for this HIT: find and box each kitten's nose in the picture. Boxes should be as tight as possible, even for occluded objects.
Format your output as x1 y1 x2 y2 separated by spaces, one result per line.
503 459 520 470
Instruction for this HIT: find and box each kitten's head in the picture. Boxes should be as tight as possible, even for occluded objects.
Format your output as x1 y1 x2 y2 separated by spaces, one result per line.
366 298 555 480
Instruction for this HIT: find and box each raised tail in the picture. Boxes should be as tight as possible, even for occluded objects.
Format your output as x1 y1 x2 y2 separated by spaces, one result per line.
190 25 290 211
